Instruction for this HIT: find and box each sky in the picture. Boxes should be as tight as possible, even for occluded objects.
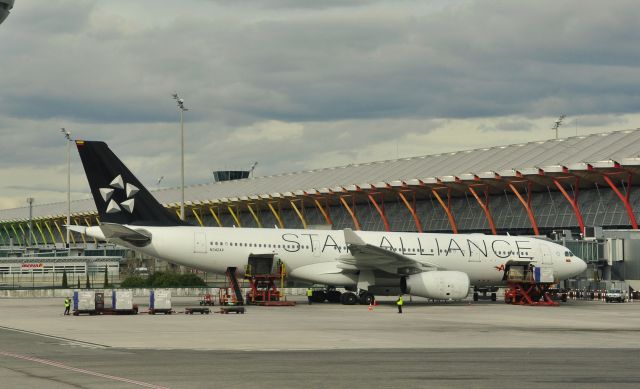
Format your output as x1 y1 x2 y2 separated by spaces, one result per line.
1 0 639 210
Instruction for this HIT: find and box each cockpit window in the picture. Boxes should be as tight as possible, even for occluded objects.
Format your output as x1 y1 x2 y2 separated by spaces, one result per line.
564 251 573 257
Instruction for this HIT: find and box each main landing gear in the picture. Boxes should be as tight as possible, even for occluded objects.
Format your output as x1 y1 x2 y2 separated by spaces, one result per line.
472 287 498 302
358 291 375 305
339 292 358 305
315 287 375 305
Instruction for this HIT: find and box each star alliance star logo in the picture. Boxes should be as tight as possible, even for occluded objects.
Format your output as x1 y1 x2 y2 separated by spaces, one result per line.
100 174 139 214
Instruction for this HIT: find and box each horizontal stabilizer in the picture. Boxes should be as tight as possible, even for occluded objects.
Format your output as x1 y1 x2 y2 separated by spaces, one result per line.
65 225 87 235
100 223 151 246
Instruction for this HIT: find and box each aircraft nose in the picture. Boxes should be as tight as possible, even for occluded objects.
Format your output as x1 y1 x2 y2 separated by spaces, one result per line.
575 257 587 275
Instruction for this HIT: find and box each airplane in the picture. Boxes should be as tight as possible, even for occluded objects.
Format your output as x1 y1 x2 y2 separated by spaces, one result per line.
69 140 587 305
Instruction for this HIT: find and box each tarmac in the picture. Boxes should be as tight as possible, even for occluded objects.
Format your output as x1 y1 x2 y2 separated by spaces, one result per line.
1 295 639 388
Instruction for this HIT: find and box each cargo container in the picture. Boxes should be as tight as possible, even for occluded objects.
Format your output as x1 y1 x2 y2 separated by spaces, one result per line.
73 290 98 315
112 289 136 313
150 289 172 314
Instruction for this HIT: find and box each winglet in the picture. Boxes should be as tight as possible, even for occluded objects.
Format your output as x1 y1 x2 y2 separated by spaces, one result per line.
344 228 366 246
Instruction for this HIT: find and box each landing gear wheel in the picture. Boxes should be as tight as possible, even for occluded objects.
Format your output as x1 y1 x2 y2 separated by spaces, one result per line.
490 293 497 302
359 292 375 305
340 292 358 305
326 290 342 303
473 292 479 302
311 290 326 303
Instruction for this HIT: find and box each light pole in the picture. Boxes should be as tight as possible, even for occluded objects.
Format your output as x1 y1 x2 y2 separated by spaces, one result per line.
172 93 189 221
61 128 72 249
552 114 566 139
26 197 33 247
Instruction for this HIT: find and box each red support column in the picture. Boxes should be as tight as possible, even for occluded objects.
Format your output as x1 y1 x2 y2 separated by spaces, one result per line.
468 185 497 235
339 196 362 230
313 198 333 226
398 190 423 233
367 193 390 231
602 173 638 229
431 188 458 233
507 183 540 235
552 177 585 234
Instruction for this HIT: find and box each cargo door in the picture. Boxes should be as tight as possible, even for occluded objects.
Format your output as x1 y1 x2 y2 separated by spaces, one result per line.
194 231 206 253
248 254 275 275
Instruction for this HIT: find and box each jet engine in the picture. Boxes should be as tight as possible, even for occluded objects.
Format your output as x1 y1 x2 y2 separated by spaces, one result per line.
401 271 470 300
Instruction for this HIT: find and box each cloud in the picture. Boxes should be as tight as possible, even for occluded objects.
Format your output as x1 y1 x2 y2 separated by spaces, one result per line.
227 120 304 142
1 0 640 209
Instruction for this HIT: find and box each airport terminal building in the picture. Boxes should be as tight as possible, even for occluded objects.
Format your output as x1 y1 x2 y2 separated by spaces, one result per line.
2 130 640 288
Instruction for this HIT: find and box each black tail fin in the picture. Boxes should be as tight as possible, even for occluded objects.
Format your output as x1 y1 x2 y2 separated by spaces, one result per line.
76 140 187 227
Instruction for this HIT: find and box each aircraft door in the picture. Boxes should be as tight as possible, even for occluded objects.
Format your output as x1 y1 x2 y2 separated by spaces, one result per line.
311 237 321 258
467 239 482 262
540 244 552 264
194 231 206 254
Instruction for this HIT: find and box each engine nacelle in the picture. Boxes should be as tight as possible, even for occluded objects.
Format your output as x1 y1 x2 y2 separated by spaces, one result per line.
401 271 470 300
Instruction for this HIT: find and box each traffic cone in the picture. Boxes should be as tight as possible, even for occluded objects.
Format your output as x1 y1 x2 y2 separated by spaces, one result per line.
368 303 373 311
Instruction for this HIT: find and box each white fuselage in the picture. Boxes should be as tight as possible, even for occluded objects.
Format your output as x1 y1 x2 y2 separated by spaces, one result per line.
84 225 587 288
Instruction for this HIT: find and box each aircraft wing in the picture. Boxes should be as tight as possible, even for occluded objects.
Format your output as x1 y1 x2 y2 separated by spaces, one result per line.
99 223 151 246
340 228 439 275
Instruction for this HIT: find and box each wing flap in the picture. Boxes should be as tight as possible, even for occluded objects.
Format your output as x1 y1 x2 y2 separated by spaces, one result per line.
341 228 438 275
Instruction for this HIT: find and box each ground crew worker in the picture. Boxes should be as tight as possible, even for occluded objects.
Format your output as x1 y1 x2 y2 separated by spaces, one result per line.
64 297 71 316
396 294 403 314
307 288 313 305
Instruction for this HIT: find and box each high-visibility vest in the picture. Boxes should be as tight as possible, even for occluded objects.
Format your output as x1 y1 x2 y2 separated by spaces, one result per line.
64 299 70 308
306 289 313 297
396 296 403 306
